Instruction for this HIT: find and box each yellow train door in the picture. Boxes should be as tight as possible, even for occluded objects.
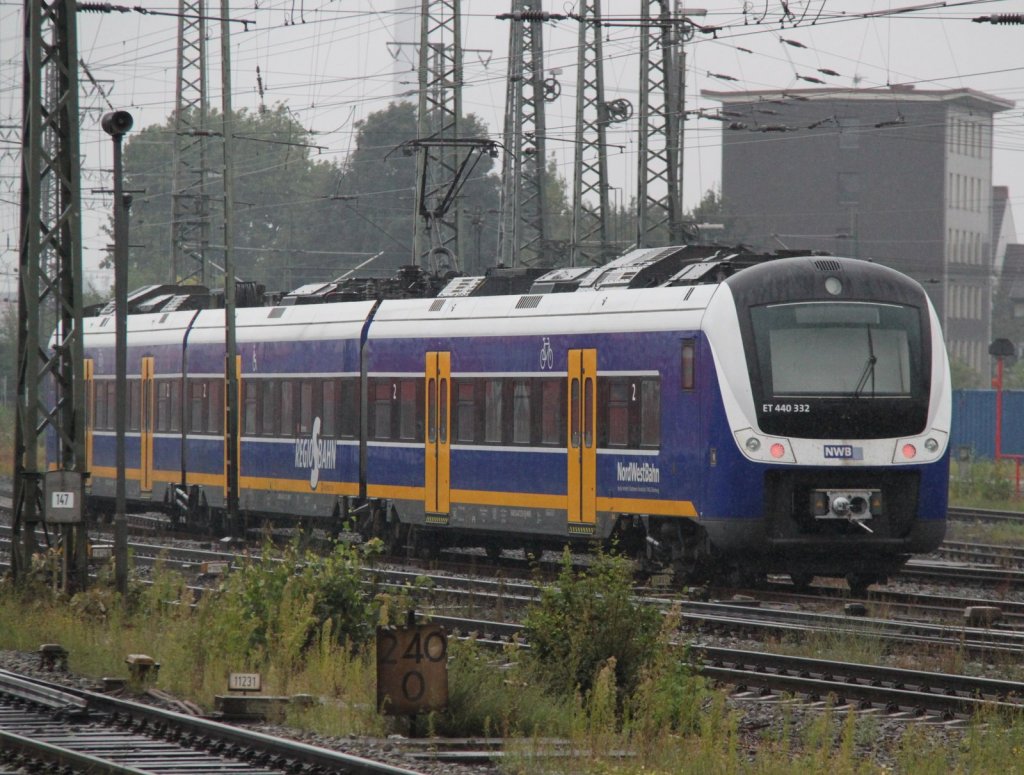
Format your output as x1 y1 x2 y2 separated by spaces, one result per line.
140 356 155 492
567 349 597 528
425 351 451 515
84 359 94 481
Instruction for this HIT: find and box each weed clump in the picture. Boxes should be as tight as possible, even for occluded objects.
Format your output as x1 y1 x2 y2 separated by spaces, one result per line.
523 550 663 701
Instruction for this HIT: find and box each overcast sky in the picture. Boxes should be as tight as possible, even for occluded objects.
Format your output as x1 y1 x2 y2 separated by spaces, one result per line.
1 0 1022 294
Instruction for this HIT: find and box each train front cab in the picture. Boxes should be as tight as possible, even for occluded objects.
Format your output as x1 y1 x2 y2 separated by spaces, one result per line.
700 257 951 586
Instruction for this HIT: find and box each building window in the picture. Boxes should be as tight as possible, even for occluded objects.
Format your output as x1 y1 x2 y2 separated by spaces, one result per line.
838 172 860 204
838 117 860 149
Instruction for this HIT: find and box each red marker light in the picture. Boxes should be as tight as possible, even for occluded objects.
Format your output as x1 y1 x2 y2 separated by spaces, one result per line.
770 443 785 459
902 443 917 459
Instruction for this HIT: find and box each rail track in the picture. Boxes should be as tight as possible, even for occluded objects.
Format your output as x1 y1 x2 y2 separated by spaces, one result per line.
0 668 423 775
427 612 1024 721
948 505 1024 523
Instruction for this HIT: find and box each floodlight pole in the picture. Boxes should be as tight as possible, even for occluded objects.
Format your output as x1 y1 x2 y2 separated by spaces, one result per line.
102 109 134 595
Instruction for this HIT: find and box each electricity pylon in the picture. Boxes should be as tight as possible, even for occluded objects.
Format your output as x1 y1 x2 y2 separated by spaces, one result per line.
499 0 553 268
570 0 612 266
414 0 464 272
15 0 88 588
170 0 211 284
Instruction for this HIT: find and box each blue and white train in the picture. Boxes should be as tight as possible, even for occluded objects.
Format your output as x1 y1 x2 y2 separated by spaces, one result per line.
74 246 951 589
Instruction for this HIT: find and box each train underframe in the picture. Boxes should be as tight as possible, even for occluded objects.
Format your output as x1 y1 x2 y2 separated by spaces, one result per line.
87 474 940 597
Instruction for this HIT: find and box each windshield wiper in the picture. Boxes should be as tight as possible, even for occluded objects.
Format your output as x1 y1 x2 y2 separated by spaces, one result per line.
854 326 876 398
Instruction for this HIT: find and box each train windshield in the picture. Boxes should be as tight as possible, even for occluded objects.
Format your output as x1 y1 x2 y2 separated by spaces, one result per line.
751 302 923 399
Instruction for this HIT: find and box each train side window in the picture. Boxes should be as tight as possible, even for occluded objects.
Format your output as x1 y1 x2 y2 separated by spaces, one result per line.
280 380 295 437
189 380 205 433
681 338 696 390
570 378 580 448
243 380 258 436
208 380 224 434
156 381 170 432
583 377 594 448
439 378 448 443
512 380 531 444
400 379 421 441
540 379 563 446
427 379 436 443
605 379 629 448
169 379 181 432
128 380 141 432
640 378 661 448
373 380 392 440
484 379 503 443
261 381 277 436
322 379 336 437
339 378 358 438
299 380 314 435
454 380 476 443
94 380 107 431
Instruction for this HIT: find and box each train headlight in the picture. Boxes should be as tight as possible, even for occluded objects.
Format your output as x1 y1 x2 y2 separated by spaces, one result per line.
745 437 761 452
770 443 786 459
901 443 917 459
924 437 939 453
824 276 843 296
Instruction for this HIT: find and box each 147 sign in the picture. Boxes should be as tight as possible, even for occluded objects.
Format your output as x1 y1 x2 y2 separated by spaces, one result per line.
376 623 448 715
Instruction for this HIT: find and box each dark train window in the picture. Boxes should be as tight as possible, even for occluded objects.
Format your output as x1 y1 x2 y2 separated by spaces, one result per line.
512 380 531 444
208 380 224 434
640 379 661 448
597 376 661 450
484 380 502 443
399 380 420 441
243 381 258 435
372 380 393 440
280 381 295 437
94 380 108 430
169 380 181 432
128 380 140 432
454 380 476 443
322 379 336 437
681 339 696 390
260 381 277 436
339 378 359 439
541 379 564 446
299 380 314 435
439 379 448 443
606 380 630 448
156 381 171 432
189 380 206 433
156 379 182 434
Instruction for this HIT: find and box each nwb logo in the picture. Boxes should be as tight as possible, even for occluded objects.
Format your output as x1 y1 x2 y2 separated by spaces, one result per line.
823 445 862 460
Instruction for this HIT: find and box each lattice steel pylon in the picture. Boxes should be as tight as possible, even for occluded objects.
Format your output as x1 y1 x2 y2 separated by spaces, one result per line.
14 0 87 584
498 1 551 268
636 0 687 248
570 0 611 266
170 0 211 284
414 0 464 272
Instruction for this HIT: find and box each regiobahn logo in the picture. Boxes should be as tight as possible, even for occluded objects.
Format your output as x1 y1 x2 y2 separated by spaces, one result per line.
294 417 337 490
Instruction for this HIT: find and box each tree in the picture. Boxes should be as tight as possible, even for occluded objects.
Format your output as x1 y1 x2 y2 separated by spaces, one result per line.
331 102 502 274
111 102 505 294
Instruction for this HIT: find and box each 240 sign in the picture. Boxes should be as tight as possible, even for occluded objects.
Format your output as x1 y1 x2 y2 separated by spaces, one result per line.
376 623 448 715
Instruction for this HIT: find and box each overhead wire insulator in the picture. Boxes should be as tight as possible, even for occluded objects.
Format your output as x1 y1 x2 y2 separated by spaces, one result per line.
973 14 1024 24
